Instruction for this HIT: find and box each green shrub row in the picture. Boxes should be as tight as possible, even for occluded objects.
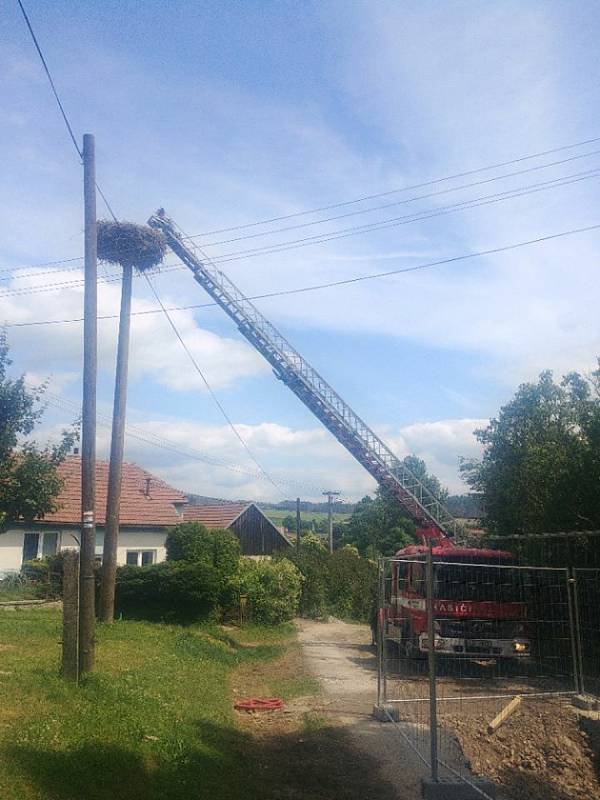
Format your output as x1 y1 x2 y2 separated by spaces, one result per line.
284 535 377 621
19 524 376 626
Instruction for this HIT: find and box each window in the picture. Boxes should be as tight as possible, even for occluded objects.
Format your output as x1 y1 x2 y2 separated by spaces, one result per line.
22 532 59 563
125 550 156 567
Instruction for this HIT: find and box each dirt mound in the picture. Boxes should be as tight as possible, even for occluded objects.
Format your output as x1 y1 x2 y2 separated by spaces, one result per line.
445 698 600 800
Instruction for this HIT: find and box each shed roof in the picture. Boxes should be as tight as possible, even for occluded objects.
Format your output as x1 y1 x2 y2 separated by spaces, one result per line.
182 503 248 528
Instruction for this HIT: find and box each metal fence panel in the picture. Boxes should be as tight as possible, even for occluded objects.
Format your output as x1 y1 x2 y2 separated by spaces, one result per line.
376 555 584 798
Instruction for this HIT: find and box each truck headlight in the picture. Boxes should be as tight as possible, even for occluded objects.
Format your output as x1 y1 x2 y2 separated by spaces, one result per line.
512 641 528 653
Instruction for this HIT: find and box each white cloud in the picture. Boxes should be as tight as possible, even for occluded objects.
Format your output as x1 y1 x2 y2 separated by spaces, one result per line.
37 410 486 502
0 267 268 392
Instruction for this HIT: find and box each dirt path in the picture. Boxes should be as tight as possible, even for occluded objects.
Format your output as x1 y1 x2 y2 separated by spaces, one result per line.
296 618 429 800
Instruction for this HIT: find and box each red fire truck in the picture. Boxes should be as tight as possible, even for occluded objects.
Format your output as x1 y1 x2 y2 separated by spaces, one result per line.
385 528 531 660
149 211 531 664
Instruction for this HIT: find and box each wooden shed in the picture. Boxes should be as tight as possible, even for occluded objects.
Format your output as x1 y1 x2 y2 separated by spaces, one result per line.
183 502 291 556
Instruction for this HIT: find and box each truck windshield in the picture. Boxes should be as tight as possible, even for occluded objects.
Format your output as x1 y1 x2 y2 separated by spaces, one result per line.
434 564 527 603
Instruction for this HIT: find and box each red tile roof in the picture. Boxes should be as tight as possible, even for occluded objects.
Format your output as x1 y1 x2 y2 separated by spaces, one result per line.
41 456 188 527
182 503 248 528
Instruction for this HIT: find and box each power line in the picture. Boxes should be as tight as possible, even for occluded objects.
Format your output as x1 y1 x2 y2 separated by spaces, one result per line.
193 134 600 236
203 167 600 264
2 165 599 300
16 0 118 221
4 139 600 277
196 148 600 248
16 1 287 498
3 220 600 329
144 275 284 496
39 388 326 495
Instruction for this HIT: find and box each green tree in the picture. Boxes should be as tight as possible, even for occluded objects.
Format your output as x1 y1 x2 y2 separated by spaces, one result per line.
166 521 240 576
460 364 600 536
0 333 76 527
340 456 446 556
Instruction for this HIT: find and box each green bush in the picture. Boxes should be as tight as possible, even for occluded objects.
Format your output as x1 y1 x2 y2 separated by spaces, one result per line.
165 521 241 610
327 546 377 621
166 522 240 571
235 558 303 624
286 535 330 619
20 554 64 598
285 538 377 622
115 561 219 623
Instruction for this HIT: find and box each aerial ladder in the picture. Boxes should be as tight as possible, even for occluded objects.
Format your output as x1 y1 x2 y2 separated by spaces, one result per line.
148 210 459 545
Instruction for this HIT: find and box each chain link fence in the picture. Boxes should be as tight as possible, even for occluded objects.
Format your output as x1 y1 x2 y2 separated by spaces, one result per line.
376 546 597 798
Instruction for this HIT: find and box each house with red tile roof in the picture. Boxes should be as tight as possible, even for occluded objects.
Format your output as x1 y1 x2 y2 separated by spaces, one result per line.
0 456 290 574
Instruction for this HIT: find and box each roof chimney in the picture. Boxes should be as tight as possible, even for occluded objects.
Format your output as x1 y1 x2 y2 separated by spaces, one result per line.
144 477 152 497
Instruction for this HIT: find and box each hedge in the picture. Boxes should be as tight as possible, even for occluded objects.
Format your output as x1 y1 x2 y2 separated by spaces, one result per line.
115 561 220 622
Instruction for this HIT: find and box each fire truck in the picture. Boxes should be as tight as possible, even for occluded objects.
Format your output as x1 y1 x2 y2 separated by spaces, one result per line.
386 529 531 660
147 210 530 661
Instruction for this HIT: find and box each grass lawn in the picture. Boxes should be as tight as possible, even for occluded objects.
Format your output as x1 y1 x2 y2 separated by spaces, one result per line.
0 609 399 800
0 609 291 800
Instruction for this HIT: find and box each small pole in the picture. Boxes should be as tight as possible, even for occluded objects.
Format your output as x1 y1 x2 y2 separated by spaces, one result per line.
295 497 301 552
79 132 97 674
566 567 583 695
61 550 79 682
377 558 384 707
426 544 439 782
99 261 133 623
323 490 340 554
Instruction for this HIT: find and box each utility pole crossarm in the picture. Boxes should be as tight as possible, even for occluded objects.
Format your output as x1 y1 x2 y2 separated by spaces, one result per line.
148 211 458 539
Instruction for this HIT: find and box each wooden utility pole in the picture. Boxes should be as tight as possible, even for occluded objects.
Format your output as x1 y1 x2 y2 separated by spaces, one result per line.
79 133 97 674
323 490 340 554
296 497 301 552
99 261 133 622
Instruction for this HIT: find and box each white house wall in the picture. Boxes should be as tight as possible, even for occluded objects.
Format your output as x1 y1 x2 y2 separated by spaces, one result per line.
0 528 168 575
0 529 27 574
115 531 167 565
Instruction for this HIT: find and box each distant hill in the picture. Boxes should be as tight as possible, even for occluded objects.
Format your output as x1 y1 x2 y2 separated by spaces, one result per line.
186 494 241 506
258 499 356 514
187 492 483 519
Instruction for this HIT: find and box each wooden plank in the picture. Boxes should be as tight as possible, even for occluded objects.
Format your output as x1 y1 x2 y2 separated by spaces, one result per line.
487 695 521 734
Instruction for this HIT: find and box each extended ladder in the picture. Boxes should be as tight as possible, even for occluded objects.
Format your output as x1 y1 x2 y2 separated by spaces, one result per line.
148 210 458 538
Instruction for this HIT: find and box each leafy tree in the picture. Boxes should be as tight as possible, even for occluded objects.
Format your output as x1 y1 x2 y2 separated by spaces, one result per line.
0 332 76 527
166 521 240 577
460 364 600 536
340 456 446 556
403 454 449 503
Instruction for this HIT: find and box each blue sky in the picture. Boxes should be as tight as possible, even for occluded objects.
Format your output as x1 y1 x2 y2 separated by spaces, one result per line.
2 1 600 501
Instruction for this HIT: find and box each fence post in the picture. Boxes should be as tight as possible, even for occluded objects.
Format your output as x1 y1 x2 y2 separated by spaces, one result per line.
380 558 389 707
566 567 583 695
62 551 79 682
426 545 439 782
569 568 586 696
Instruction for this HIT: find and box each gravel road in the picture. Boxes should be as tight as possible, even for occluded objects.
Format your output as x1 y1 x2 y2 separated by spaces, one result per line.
296 617 429 800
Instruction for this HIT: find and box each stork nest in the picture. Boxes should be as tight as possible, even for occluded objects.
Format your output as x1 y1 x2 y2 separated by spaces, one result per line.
97 220 166 271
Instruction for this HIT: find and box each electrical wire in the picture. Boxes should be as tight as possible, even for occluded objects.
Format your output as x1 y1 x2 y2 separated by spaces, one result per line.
193 134 600 236
3 219 600 328
16 0 118 221
196 148 600 248
4 138 600 276
2 165 599 300
203 167 600 264
15 0 288 497
38 388 326 496
144 275 285 496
